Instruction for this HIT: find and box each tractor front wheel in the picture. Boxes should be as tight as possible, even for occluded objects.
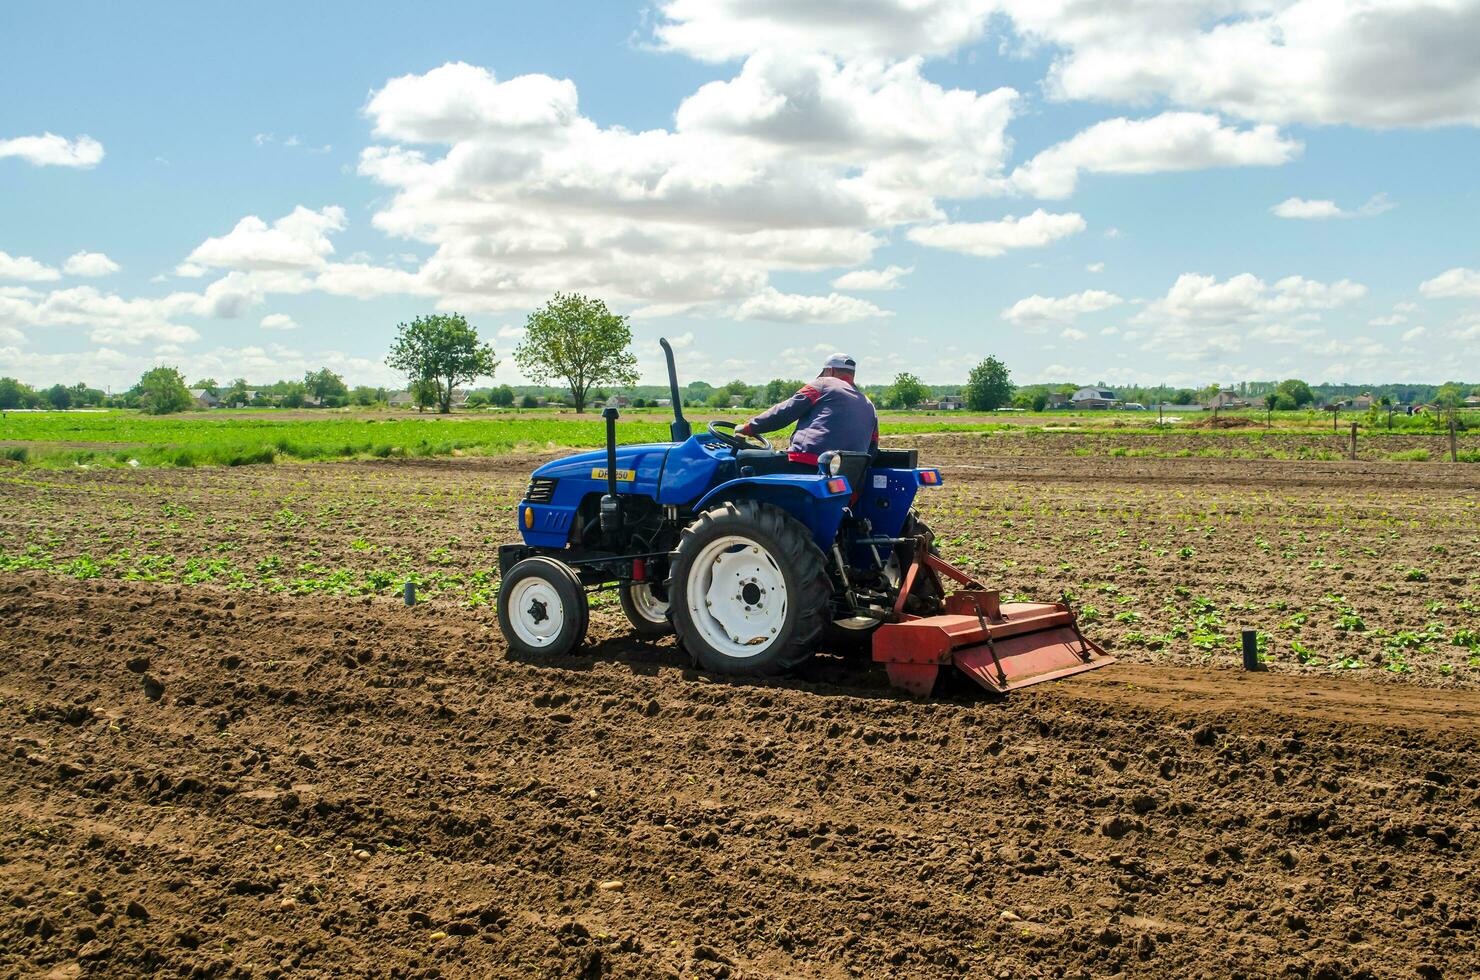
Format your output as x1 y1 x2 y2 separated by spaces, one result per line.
620 579 674 638
498 556 589 658
668 500 830 675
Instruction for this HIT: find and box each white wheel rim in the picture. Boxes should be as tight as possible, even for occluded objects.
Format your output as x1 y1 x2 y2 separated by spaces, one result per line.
629 581 669 624
686 534 787 659
507 577 566 647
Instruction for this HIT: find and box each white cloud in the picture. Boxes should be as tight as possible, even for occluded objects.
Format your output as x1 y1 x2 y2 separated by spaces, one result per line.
0 252 60 282
1001 0 1480 128
260 313 298 331
733 288 891 323
1368 314 1407 327
62 252 120 277
1002 289 1123 325
830 265 912 291
907 209 1085 257
651 0 995 61
357 56 1028 316
0 133 105 168
1402 326 1427 342
1086 262 1104 273
185 205 346 273
1420 267 1480 299
1272 193 1394 219
1011 112 1300 199
1133 271 1366 362
1061 327 1088 341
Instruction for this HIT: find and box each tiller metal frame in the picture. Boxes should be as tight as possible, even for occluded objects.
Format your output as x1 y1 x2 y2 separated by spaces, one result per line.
872 537 1115 696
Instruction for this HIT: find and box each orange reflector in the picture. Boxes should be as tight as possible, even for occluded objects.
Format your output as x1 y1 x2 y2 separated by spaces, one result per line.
919 470 939 485
522 507 534 528
827 478 849 494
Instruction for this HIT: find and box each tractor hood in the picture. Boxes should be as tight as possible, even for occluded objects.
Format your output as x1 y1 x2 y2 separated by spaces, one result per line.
531 442 674 488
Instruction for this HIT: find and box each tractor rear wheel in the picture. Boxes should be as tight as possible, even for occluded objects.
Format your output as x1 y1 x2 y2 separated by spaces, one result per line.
498 556 589 658
620 579 674 638
668 500 830 675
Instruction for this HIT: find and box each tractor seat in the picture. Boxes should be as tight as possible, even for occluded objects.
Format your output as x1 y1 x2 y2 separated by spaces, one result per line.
736 449 814 476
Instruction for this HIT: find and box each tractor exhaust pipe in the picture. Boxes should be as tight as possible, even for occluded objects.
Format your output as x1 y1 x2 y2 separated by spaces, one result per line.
600 407 622 540
659 337 691 442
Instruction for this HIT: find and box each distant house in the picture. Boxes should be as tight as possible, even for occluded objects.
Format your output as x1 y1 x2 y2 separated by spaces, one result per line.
917 399 940 410
1465 395 1480 407
389 391 415 407
189 389 220 408
1350 394 1375 410
1070 387 1119 409
604 395 631 409
937 394 965 410
1205 391 1248 410
1047 392 1071 409
655 398 672 408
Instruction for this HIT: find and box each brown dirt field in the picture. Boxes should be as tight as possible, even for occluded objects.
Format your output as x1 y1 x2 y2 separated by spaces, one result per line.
2 443 1478 978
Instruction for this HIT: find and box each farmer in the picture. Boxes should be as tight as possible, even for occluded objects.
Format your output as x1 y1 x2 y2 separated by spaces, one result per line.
737 353 879 466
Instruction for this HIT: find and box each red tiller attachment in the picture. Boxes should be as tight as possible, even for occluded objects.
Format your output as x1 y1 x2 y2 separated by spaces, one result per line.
872 549 1114 696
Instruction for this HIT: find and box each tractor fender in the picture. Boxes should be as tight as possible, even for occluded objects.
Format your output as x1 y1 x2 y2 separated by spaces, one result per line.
694 475 850 554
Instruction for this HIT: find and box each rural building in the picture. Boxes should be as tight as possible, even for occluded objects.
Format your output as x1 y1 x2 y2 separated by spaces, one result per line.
1205 390 1248 409
1047 392 1070 409
1466 395 1480 407
655 398 672 407
937 394 965 410
604 395 632 408
389 391 414 407
189 389 220 408
1070 387 1119 409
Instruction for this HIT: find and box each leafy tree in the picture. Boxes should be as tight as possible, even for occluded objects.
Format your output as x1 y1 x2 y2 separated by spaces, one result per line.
224 378 252 407
465 391 489 408
520 394 539 409
387 313 498 414
1171 388 1198 405
889 372 928 410
44 384 72 410
1435 382 1466 408
278 382 307 409
964 356 1013 411
304 368 348 406
135 366 193 415
411 378 440 413
349 385 382 407
1031 392 1049 412
1276 378 1314 407
763 378 805 405
0 377 34 409
191 378 219 396
490 384 515 407
514 293 637 413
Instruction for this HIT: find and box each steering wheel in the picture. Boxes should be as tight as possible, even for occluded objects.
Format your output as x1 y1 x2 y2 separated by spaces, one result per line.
707 419 771 452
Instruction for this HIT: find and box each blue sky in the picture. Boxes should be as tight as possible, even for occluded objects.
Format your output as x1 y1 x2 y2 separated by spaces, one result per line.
2 0 1478 392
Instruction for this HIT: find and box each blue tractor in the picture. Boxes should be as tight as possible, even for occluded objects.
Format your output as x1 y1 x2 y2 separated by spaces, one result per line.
496 340 1113 695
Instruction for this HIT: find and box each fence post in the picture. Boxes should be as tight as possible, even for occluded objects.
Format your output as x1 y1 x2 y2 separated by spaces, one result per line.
1452 415 1460 463
1350 421 1357 460
1241 630 1261 671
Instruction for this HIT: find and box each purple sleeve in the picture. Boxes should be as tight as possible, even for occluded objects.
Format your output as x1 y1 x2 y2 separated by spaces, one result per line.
748 384 820 434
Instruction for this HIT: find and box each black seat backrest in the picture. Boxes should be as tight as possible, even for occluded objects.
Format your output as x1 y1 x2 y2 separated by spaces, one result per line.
872 448 918 468
834 451 871 488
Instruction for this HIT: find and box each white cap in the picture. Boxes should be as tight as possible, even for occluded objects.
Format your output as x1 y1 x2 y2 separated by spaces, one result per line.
822 352 856 372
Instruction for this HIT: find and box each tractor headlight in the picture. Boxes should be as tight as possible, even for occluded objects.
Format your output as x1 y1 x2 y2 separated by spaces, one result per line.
821 451 843 476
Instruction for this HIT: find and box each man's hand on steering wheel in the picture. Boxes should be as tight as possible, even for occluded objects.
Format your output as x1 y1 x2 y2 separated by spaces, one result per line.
707 419 771 452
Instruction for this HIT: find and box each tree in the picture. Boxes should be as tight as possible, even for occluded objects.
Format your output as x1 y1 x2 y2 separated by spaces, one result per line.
304 368 348 407
278 382 307 409
466 391 489 408
1435 382 1466 408
1031 392 1049 412
520 394 539 409
224 378 251 407
964 356 1013 411
387 313 498 414
136 366 193 415
412 378 440 413
490 384 515 407
192 378 219 396
0 377 33 410
889 372 928 410
1276 378 1314 407
763 378 805 405
513 293 638 413
350 385 381 407
44 384 72 409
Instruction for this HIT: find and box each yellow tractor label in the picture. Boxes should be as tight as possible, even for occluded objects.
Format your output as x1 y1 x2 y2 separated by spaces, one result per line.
591 467 636 482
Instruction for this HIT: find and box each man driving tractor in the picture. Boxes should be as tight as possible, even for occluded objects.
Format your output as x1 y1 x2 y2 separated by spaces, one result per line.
736 353 879 468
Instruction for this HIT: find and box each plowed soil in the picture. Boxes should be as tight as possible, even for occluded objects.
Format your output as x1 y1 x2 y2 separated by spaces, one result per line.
2 441 1478 978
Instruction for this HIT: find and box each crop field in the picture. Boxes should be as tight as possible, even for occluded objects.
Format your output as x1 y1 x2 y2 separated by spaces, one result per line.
3 408 1476 468
2 436 1478 977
